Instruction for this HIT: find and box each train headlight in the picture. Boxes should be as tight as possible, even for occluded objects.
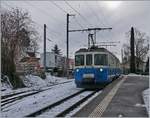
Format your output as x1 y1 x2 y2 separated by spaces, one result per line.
100 68 103 72
76 69 79 72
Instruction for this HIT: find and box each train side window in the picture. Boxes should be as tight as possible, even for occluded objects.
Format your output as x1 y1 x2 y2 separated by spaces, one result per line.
94 54 108 65
75 55 84 66
86 54 92 65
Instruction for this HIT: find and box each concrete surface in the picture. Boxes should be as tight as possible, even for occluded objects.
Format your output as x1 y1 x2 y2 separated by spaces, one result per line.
73 75 149 117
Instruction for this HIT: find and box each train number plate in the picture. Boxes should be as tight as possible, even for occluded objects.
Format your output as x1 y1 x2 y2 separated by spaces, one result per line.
83 74 94 78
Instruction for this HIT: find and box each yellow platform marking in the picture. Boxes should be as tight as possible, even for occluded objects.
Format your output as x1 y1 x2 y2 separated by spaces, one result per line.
89 76 126 117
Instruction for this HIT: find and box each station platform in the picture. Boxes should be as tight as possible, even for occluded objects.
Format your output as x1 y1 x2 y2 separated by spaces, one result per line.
73 75 149 117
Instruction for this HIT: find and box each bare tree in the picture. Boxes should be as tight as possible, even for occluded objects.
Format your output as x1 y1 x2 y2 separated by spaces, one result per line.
1 8 39 88
123 28 149 71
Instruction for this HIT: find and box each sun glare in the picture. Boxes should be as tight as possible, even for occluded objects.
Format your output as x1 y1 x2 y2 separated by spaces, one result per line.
104 1 122 10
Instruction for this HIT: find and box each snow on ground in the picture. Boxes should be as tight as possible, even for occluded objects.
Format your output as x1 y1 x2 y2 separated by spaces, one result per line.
1 81 82 117
142 88 149 116
1 82 12 93
23 75 47 87
1 76 13 92
2 74 72 96
24 74 69 88
128 73 149 77
67 90 102 117
39 91 93 117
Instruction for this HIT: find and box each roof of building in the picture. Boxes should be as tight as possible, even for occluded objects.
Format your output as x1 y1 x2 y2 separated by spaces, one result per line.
20 57 40 62
26 52 35 57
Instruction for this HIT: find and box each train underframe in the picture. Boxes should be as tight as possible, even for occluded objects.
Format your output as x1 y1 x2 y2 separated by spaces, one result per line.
75 75 120 89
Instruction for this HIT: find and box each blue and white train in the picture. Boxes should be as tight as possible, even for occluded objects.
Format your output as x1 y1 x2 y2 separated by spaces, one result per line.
74 47 121 88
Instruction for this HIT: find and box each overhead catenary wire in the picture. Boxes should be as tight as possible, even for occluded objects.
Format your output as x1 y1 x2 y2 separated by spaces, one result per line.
2 2 56 40
51 2 85 31
85 1 105 27
50 1 68 14
94 0 118 50
5 1 65 39
95 1 116 41
50 1 89 44
34 22 62 41
24 1 66 25
64 0 93 27
24 1 65 36
73 16 85 30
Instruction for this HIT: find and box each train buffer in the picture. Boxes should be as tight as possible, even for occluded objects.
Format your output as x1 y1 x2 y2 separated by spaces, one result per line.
73 74 149 117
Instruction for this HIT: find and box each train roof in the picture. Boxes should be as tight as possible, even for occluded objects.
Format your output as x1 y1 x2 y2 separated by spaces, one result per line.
75 47 108 53
75 47 120 62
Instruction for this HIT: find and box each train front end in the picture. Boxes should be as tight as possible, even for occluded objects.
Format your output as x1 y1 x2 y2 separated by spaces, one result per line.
74 49 110 88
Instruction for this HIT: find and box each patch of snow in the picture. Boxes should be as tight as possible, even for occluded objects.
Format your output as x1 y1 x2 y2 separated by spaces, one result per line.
1 83 12 92
67 90 102 117
135 103 146 107
1 81 82 117
39 91 93 117
45 74 68 85
24 75 47 87
142 88 149 116
2 74 72 97
128 73 149 77
1 75 13 92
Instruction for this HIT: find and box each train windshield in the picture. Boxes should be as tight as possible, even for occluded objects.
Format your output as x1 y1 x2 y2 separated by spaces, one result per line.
86 54 92 65
94 54 108 66
75 55 84 66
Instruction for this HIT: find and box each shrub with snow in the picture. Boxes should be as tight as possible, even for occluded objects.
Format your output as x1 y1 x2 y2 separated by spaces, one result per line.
23 75 47 88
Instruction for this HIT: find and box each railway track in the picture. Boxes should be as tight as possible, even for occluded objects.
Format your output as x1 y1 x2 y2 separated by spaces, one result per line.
1 80 73 108
2 80 73 99
25 89 100 117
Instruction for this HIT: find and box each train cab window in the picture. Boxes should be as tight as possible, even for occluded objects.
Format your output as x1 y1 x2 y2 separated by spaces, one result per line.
86 54 92 65
94 54 108 65
75 55 84 66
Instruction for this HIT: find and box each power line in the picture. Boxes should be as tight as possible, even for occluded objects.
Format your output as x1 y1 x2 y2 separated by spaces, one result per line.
35 22 65 45
73 17 84 29
23 2 65 40
25 1 65 25
96 0 109 26
24 1 66 36
35 22 59 39
64 0 92 27
50 1 86 35
96 1 116 42
2 2 56 41
85 1 105 27
50 1 68 14
5 1 64 39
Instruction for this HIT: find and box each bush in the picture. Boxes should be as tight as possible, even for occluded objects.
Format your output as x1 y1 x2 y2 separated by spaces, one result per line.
39 71 46 79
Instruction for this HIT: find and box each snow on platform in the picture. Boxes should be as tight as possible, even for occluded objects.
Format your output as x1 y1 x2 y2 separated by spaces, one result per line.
1 81 82 117
128 73 149 77
142 88 150 116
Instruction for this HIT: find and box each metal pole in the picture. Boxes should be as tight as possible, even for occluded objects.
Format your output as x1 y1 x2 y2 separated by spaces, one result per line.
44 24 46 72
130 27 135 73
94 30 96 44
66 14 69 78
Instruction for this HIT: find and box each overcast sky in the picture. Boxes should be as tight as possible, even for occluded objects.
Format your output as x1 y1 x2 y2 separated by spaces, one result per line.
2 1 150 61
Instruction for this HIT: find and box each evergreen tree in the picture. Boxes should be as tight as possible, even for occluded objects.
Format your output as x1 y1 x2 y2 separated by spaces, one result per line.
51 44 61 55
